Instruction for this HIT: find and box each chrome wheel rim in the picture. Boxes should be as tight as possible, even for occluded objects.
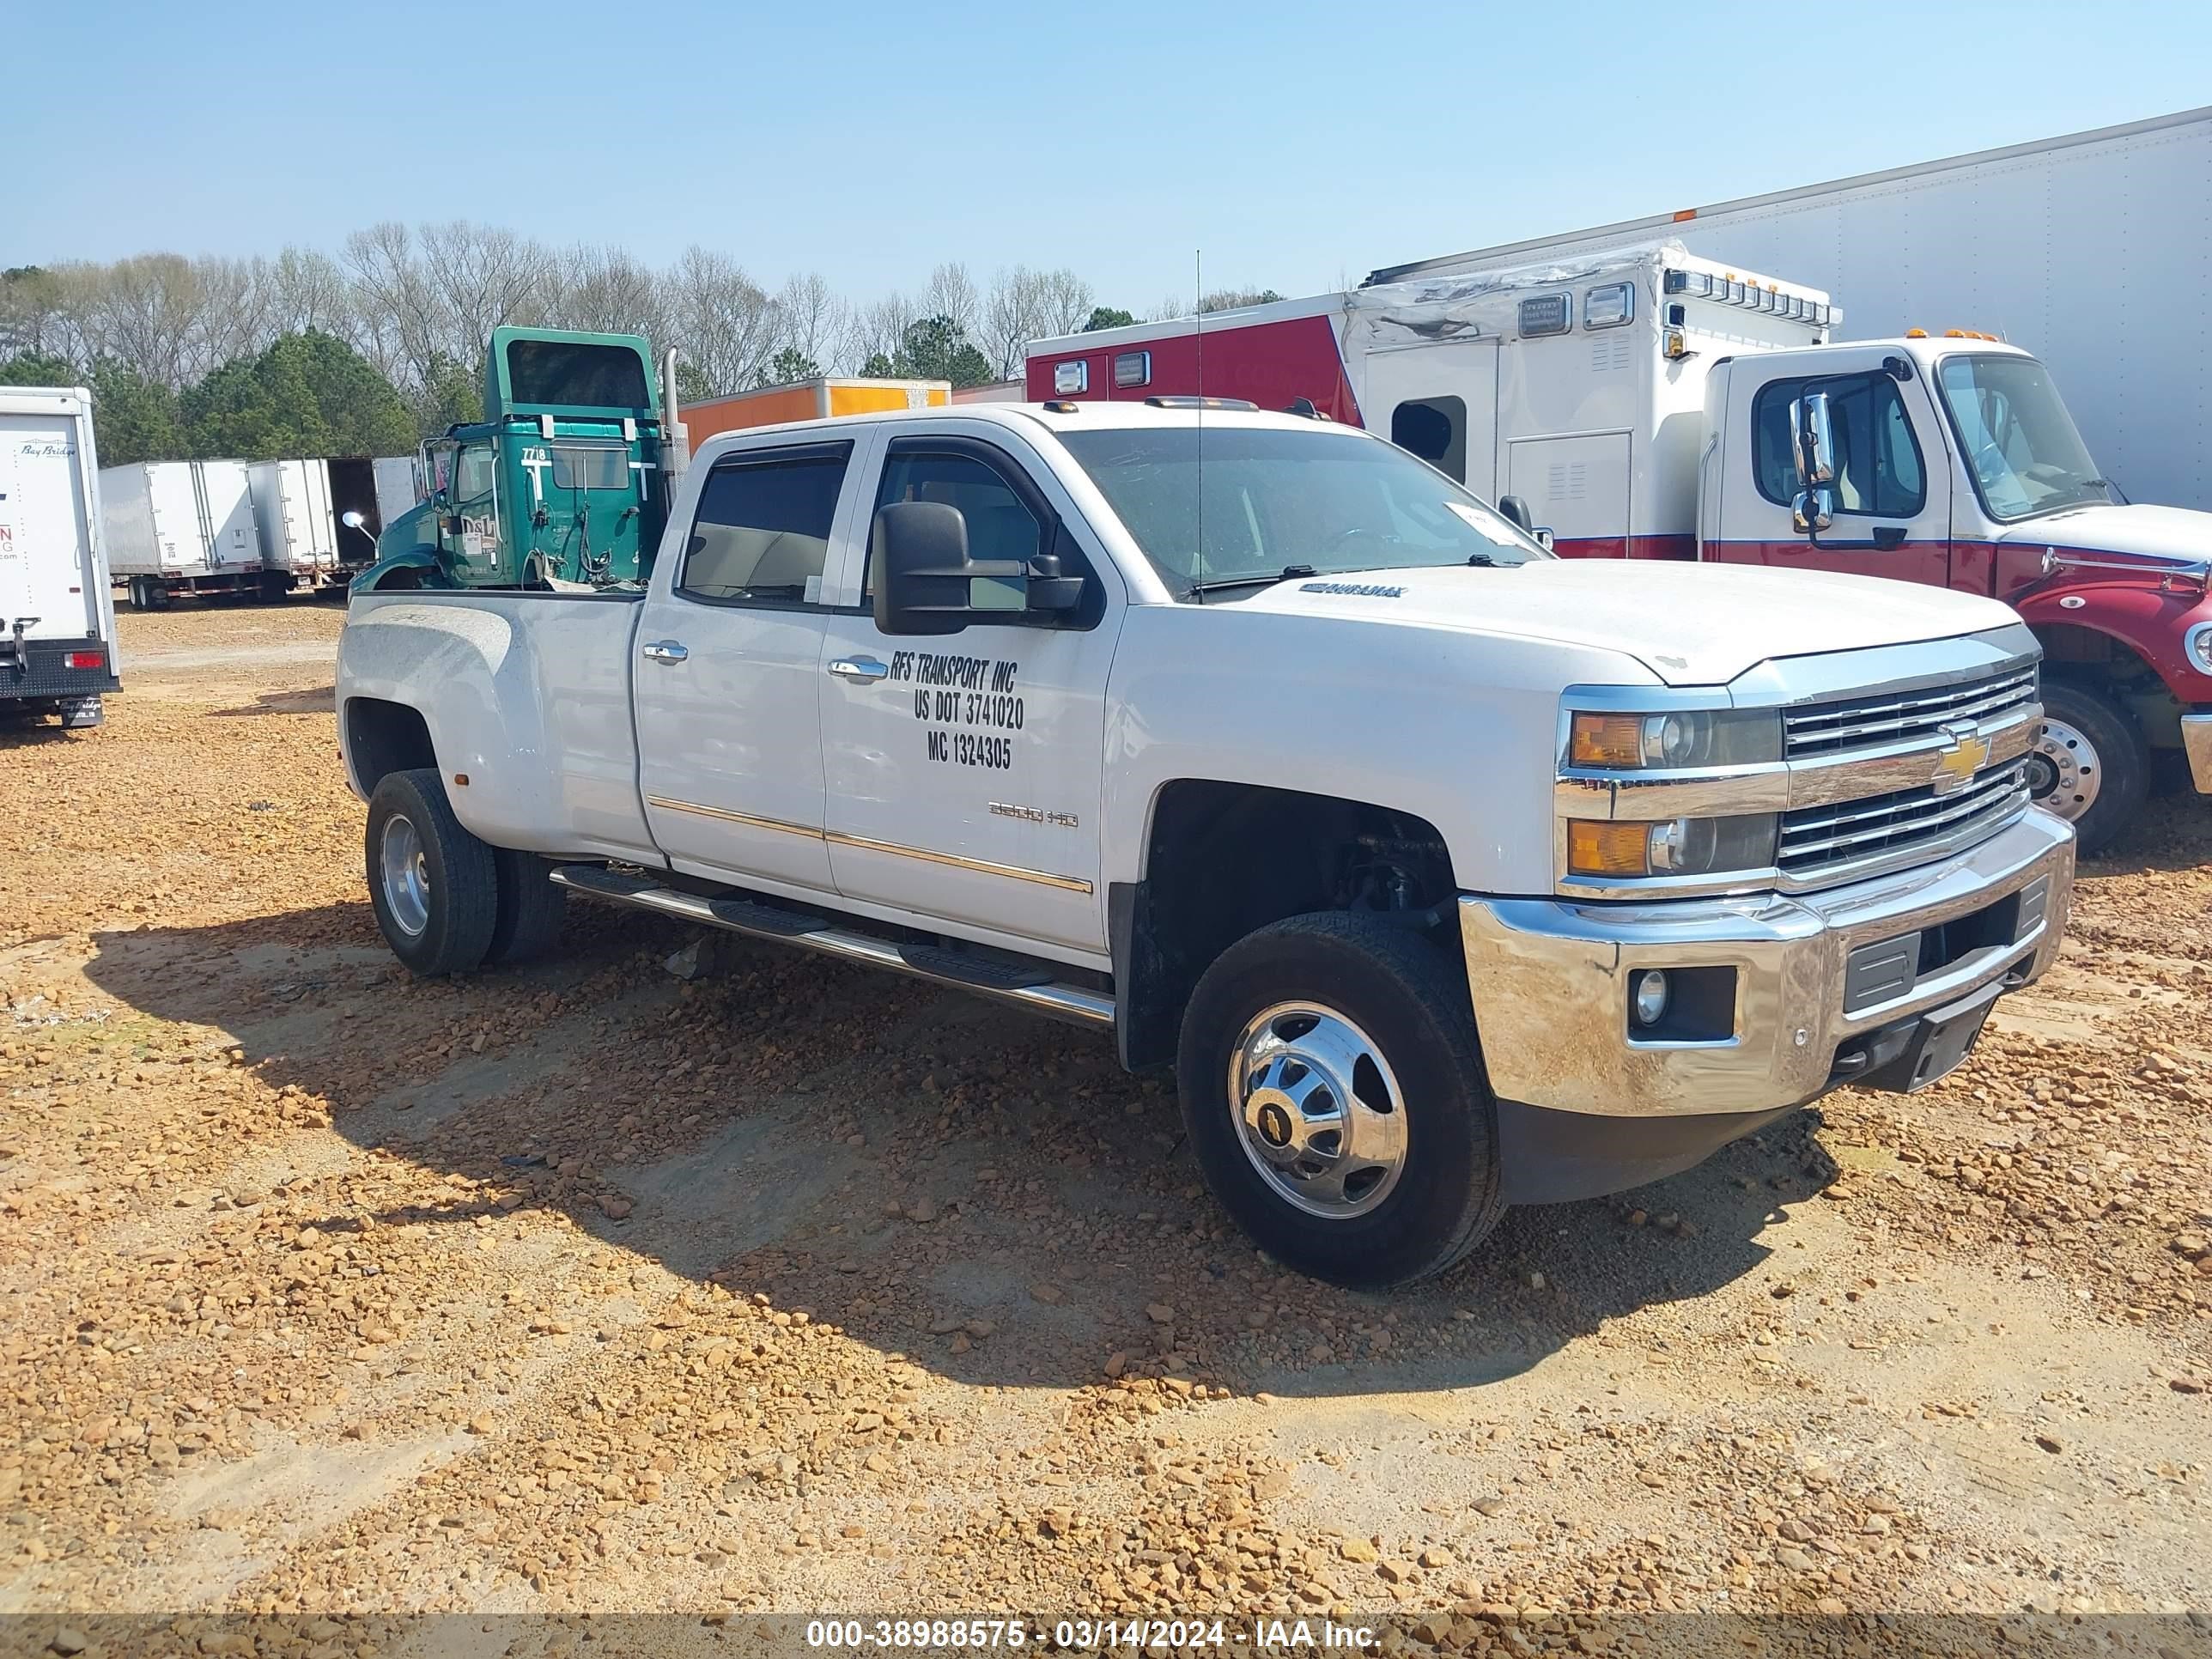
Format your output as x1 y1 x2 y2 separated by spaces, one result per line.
1229 1001 1407 1220
2027 716 2101 820
379 813 431 938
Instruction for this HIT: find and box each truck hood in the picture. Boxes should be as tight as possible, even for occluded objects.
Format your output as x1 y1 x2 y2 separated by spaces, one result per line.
1231 559 2021 685
1990 501 2212 568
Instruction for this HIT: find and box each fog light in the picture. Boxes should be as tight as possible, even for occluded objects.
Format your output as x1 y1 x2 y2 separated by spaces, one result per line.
1632 969 1671 1028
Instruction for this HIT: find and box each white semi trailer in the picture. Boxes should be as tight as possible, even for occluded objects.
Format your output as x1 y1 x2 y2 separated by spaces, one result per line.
0 387 119 729
105 459 266 608
1367 105 2212 513
246 459 340 594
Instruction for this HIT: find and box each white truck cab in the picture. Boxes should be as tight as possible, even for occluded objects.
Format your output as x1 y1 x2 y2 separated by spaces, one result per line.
337 400 2073 1287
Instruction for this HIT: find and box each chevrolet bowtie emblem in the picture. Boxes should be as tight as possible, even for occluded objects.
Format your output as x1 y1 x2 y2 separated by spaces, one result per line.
1932 720 1990 794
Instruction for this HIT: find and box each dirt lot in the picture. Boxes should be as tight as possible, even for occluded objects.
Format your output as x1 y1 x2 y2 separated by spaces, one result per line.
2 602 2208 1649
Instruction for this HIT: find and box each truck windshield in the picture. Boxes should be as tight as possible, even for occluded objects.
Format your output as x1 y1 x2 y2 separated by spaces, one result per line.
1060 425 1547 597
1936 356 2116 521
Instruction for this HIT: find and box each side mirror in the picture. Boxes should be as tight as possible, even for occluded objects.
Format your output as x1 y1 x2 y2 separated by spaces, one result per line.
1792 486 1836 535
1496 495 1535 534
1791 391 1837 489
872 501 1028 636
341 510 366 530
1534 526 1556 552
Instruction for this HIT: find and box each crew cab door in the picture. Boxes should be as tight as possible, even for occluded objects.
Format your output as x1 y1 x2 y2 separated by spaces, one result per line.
817 429 1121 957
632 435 866 895
1711 347 1954 585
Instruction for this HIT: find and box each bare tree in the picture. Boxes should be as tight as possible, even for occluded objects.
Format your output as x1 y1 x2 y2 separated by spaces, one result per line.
663 246 780 398
22 217 1143 426
417 220 558 356
981 265 1097 377
921 263 981 340
192 256 276 374
844 291 917 374
552 245 672 343
343 222 446 391
85 254 214 390
0 265 76 361
775 270 843 369
267 247 355 337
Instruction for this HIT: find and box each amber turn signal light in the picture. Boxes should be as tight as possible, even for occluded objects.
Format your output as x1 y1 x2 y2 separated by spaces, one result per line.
1566 820 1652 878
1569 713 1644 768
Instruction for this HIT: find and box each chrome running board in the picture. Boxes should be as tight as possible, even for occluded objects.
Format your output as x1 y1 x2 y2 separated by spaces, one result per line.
548 865 1115 1029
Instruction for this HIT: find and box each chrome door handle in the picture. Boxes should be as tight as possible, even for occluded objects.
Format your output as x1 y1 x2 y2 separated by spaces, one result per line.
828 656 889 684
642 640 689 665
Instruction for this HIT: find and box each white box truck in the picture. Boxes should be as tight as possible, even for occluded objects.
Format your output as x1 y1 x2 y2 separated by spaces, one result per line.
1365 105 2212 512
246 458 340 595
106 459 266 608
0 387 119 729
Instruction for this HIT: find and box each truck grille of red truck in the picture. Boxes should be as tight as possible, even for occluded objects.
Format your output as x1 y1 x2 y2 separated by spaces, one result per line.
1778 758 2032 878
1783 665 2039 758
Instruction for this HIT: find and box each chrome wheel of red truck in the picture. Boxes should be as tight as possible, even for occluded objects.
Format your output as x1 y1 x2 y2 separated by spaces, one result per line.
2030 681 2147 858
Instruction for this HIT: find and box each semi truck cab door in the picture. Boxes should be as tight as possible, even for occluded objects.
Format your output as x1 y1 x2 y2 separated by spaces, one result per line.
444 442 504 581
816 434 1119 957
1715 348 1954 586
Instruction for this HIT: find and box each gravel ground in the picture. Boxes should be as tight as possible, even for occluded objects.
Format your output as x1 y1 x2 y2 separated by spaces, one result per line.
1 601 2207 1651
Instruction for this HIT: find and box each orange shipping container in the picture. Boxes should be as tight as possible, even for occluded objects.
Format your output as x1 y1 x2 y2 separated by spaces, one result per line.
682 378 951 448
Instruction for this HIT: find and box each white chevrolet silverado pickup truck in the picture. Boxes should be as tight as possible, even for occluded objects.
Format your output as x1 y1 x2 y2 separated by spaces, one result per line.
337 400 2075 1287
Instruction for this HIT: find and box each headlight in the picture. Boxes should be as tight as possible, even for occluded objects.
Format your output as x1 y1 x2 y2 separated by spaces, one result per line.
2186 620 2212 677
1568 708 1781 769
1566 813 1779 879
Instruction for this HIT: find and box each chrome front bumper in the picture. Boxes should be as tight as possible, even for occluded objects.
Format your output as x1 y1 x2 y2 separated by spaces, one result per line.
1458 808 2074 1121
2182 711 2212 795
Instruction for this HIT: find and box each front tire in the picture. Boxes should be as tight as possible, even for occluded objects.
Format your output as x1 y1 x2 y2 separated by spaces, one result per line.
365 768 498 975
1176 911 1505 1289
2032 679 2147 857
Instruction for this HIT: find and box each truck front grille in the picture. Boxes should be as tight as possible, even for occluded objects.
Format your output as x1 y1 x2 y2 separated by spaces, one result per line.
1784 665 2039 758
1778 758 2030 878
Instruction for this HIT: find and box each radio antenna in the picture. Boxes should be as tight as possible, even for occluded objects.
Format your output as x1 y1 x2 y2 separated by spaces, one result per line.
1194 248 1206 592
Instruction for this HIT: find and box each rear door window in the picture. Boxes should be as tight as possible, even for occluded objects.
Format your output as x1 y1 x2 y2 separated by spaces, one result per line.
678 442 852 607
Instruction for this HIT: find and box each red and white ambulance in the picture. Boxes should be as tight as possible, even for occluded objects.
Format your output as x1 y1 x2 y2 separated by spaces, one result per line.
1025 243 2212 855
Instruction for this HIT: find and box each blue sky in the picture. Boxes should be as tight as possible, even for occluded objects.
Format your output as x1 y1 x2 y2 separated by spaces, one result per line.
13 0 2209 309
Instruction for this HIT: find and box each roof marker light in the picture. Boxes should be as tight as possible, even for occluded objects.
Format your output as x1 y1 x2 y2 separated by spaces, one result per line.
1905 327 1928 338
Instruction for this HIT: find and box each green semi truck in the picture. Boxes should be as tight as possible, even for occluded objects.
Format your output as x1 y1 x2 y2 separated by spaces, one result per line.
351 326 688 593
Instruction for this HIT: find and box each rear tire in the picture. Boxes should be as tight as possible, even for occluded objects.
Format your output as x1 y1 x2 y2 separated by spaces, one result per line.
365 768 498 975
2033 679 2147 857
1176 911 1505 1289
485 848 568 965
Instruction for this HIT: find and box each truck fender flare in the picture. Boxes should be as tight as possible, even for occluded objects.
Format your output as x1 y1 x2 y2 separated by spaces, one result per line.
2010 584 2212 702
349 547 456 596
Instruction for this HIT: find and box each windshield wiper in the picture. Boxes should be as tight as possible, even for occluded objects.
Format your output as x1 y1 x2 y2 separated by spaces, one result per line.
1185 563 1317 600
